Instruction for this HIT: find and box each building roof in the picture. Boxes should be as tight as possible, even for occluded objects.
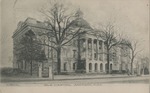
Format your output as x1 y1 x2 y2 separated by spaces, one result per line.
24 17 50 29
13 17 93 38
71 18 92 29
12 17 51 38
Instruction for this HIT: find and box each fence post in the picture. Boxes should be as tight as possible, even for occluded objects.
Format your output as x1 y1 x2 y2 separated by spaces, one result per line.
38 63 42 78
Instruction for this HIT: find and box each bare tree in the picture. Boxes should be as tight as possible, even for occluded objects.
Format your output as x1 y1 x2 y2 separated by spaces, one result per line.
140 57 149 75
16 31 46 75
93 22 122 74
39 1 91 74
120 39 142 75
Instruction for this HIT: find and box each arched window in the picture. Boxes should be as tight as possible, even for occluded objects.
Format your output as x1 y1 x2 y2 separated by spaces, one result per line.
64 63 67 71
105 63 108 72
73 63 76 70
100 63 103 71
95 63 98 71
89 63 92 72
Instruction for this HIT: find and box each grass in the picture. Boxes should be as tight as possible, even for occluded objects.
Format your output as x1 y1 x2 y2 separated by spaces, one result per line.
0 67 129 79
0 67 37 78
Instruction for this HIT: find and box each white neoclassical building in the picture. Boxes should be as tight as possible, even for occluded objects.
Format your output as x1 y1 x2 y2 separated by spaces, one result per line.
12 17 131 76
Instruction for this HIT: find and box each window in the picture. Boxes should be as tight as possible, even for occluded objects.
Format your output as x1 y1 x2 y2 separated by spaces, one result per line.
88 51 92 60
95 63 98 71
88 43 91 49
94 53 97 60
73 63 76 70
99 41 102 49
100 63 103 71
89 63 92 72
64 63 67 71
99 54 103 61
112 52 117 61
88 38 92 49
94 39 97 51
73 50 77 58
105 63 108 72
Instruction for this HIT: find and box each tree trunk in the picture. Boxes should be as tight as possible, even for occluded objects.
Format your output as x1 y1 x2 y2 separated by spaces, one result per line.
77 38 81 71
18 62 19 69
131 58 134 75
130 51 134 75
30 60 33 76
25 60 26 70
120 58 123 72
107 49 110 74
57 47 61 74
131 62 133 75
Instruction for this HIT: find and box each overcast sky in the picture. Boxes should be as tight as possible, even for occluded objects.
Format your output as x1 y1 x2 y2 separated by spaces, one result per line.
1 0 149 67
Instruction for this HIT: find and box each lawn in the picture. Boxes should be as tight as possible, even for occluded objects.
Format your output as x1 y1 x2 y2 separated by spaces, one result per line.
0 67 37 78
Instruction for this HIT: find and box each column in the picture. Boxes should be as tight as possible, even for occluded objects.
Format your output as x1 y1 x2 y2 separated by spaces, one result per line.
102 41 105 62
38 63 42 78
85 38 89 73
97 40 99 61
97 40 100 72
92 63 95 72
91 39 94 60
47 58 53 79
137 63 140 75
97 63 100 72
103 63 106 72
118 47 121 65
49 65 53 79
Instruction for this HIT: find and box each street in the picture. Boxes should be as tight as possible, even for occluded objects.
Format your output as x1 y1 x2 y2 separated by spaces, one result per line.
1 75 149 86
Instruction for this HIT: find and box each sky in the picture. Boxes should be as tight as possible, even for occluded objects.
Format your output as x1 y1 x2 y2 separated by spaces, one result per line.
1 0 149 67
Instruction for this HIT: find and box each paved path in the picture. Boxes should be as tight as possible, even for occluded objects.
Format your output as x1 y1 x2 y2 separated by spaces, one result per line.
1 75 149 86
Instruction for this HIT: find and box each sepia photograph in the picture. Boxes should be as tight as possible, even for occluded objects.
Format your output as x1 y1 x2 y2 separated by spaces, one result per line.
0 0 149 91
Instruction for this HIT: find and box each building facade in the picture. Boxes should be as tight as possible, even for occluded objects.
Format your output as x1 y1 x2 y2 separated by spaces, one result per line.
12 17 131 76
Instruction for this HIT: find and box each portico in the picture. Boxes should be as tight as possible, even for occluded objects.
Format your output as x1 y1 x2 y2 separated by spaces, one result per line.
80 34 108 73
